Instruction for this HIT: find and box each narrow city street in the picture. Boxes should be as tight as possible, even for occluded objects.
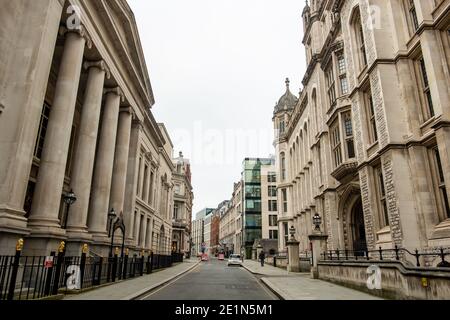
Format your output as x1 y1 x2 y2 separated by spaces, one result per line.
141 258 277 300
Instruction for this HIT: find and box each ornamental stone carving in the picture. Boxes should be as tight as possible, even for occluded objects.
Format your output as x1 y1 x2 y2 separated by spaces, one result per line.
58 25 93 49
83 60 111 79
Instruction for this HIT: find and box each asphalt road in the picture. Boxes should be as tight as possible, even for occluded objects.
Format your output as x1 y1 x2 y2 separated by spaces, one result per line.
141 258 277 300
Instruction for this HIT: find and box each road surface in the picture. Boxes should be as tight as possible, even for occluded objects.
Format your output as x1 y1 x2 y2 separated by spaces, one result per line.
141 258 277 300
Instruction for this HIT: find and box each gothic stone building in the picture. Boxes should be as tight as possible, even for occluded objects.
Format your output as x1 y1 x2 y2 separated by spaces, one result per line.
274 0 450 266
0 0 175 256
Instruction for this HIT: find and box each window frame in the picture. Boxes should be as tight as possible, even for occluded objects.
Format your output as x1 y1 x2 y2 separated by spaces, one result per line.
416 56 435 121
353 8 368 72
268 172 277 183
364 86 378 144
429 146 450 221
325 62 337 107
282 189 288 213
342 111 356 159
281 154 286 181
269 215 278 227
34 101 51 160
268 200 278 212
269 229 279 240
337 51 349 95
407 0 419 33
374 165 389 228
330 119 343 168
268 186 277 197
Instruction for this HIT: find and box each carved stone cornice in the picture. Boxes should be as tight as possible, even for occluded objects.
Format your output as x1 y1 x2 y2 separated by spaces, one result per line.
83 60 111 79
59 25 92 49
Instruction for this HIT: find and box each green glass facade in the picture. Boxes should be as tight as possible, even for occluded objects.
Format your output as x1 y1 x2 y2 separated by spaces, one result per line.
242 158 274 258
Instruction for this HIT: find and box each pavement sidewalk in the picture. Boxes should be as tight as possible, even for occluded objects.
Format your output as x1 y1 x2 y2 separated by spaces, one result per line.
64 259 200 300
242 260 381 300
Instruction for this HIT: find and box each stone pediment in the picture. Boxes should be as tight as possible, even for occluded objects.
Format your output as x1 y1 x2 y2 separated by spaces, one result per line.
87 0 154 107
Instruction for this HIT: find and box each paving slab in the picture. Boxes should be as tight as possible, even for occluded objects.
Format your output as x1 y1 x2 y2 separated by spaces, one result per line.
243 259 381 300
63 259 200 300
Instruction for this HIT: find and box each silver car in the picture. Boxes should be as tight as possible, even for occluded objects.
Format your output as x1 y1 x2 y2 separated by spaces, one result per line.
227 254 242 266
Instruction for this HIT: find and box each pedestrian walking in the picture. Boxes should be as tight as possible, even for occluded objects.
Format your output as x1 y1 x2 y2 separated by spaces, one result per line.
259 250 265 267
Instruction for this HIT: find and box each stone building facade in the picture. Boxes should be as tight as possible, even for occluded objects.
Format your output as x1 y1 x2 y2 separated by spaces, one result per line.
233 181 244 256
274 0 450 266
171 152 194 257
0 0 177 256
219 200 235 256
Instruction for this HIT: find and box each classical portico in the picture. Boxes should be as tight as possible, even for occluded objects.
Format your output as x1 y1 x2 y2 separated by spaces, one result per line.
0 0 174 257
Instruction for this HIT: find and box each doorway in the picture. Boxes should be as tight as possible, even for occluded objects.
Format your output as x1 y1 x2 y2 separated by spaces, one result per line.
351 198 367 254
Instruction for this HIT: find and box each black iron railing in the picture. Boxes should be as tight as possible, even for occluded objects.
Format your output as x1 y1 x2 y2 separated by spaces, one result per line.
0 249 183 300
321 246 450 268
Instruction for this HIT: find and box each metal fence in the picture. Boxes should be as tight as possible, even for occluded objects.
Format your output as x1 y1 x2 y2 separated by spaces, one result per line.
321 246 450 268
0 245 183 301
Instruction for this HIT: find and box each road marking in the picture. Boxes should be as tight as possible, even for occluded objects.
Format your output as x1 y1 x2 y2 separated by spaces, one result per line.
138 263 201 300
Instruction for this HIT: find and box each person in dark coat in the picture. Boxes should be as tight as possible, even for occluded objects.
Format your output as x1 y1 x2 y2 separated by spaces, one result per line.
259 250 265 267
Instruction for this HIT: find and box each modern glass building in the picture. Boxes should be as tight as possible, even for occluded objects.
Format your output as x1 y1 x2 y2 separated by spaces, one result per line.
242 157 274 258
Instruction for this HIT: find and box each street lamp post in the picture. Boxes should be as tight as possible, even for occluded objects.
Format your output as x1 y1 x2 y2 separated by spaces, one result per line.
289 225 296 241
108 208 117 257
63 189 77 229
312 213 322 232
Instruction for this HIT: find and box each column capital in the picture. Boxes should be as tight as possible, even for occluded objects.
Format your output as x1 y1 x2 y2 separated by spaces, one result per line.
104 87 125 102
59 25 92 49
119 106 134 115
132 119 144 130
83 60 111 79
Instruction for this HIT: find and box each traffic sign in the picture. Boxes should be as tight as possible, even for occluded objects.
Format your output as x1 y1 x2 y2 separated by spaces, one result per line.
44 256 54 268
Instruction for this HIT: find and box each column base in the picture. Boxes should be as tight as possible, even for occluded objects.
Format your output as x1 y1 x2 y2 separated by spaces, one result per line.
65 229 93 256
65 240 92 256
65 227 93 243
22 236 66 256
25 217 67 256
0 206 31 254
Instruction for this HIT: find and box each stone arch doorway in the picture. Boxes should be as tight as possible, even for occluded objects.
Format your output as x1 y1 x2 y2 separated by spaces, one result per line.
350 198 367 253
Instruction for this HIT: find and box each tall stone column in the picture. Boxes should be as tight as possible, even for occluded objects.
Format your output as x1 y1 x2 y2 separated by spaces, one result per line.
123 120 142 243
0 0 63 255
88 88 123 243
109 107 133 216
140 216 148 248
66 61 110 248
27 27 90 254
138 152 146 199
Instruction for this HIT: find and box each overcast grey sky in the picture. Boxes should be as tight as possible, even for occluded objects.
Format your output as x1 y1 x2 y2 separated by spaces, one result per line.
128 0 306 216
